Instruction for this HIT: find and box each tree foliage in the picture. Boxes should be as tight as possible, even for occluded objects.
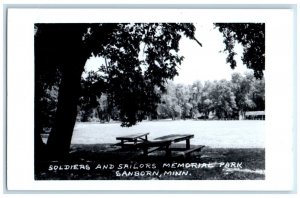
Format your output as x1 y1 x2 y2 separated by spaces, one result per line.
154 72 264 120
35 23 200 159
209 80 237 119
80 72 265 121
81 23 199 126
214 23 265 79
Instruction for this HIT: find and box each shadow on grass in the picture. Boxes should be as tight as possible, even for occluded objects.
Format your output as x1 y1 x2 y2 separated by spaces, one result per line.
35 144 265 180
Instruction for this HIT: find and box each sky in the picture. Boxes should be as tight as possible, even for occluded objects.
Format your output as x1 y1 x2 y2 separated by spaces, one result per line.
84 23 252 85
173 23 252 84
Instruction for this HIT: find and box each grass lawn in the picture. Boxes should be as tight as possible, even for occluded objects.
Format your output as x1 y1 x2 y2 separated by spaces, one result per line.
35 144 265 180
37 121 265 180
71 120 265 148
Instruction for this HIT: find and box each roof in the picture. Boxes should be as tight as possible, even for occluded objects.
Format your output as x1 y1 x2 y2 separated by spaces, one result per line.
245 111 265 116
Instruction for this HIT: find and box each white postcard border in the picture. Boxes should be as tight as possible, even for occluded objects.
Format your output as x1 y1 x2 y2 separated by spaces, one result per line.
5 7 296 192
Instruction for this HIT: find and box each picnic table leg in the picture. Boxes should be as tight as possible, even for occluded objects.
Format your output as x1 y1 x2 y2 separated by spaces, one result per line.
143 147 148 156
186 139 190 149
165 145 171 157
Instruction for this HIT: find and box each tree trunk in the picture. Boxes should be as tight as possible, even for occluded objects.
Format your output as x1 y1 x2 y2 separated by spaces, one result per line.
46 56 87 160
34 83 47 165
34 126 47 161
34 24 93 161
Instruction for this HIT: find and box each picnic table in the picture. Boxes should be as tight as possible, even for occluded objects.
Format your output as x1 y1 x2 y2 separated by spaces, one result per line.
154 134 194 149
115 133 205 157
142 134 202 157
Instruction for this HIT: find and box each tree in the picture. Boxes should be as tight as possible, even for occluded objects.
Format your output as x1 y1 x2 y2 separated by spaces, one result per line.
230 72 256 119
250 75 265 111
77 71 101 122
175 84 193 119
214 23 265 79
35 23 201 160
35 24 91 161
190 81 203 118
157 81 182 120
209 80 237 119
197 81 214 118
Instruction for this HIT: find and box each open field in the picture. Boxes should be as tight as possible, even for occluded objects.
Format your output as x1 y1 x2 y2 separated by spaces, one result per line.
71 120 265 148
37 120 265 180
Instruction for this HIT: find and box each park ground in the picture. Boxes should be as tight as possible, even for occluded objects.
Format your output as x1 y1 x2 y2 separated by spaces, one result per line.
36 120 265 180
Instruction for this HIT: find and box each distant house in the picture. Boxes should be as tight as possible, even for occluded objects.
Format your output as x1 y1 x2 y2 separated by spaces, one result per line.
244 111 265 120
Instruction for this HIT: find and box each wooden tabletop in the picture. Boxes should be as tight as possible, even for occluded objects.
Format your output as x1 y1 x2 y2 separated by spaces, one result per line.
116 132 149 141
154 134 194 142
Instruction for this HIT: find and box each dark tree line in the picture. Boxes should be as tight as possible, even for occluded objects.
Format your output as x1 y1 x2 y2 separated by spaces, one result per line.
72 71 264 122
158 72 264 120
35 23 264 162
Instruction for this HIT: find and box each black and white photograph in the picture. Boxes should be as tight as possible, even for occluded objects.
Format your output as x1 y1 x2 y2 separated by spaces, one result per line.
6 7 296 192
34 22 265 180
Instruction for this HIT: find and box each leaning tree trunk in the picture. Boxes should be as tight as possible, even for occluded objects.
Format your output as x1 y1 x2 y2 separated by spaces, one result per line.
46 55 88 160
34 81 47 166
34 24 95 161
34 120 47 162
